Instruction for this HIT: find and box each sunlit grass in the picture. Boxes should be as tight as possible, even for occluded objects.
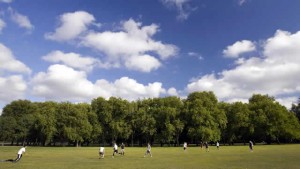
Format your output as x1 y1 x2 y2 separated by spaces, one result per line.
1 144 300 169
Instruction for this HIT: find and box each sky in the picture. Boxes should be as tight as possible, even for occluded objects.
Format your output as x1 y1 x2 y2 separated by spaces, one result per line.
1 0 300 113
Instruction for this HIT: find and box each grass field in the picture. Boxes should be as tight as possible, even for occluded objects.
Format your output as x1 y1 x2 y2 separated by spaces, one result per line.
1 144 300 169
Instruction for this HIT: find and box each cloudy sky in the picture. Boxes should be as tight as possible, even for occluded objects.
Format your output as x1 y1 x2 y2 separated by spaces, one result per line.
1 0 300 113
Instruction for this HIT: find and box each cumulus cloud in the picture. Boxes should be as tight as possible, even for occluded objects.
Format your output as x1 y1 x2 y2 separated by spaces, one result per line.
31 64 95 101
8 7 34 31
223 40 256 58
0 43 31 74
42 50 103 72
81 18 178 72
96 77 166 100
124 54 161 72
187 29 300 108
161 0 196 21
31 64 167 102
0 75 27 102
45 11 95 41
167 87 179 96
0 18 6 32
0 43 29 108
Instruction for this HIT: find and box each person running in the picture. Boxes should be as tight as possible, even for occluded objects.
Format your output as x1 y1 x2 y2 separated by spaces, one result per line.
15 146 26 162
4 146 27 162
249 141 254 152
183 142 187 151
204 142 209 152
216 141 220 150
144 143 152 157
112 143 118 158
119 143 125 156
99 147 105 159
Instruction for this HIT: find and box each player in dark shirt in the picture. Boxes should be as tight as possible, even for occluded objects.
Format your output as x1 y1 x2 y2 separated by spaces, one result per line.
119 143 125 155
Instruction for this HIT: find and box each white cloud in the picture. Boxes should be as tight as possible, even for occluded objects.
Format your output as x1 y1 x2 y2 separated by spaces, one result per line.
45 11 95 41
0 43 31 74
81 18 178 72
124 54 161 72
97 77 166 100
0 75 27 102
0 43 29 111
0 18 6 32
42 50 102 72
32 64 167 102
223 40 256 58
187 74 235 99
8 7 34 31
187 29 300 108
161 0 196 21
32 64 94 101
167 87 179 96
263 30 300 62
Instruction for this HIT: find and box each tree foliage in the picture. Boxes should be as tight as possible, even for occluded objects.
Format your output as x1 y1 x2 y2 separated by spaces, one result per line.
220 102 253 144
249 94 300 143
184 91 227 143
0 92 300 146
291 98 300 121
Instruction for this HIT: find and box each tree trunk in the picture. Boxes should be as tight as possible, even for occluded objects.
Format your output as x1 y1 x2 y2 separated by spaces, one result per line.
131 132 134 147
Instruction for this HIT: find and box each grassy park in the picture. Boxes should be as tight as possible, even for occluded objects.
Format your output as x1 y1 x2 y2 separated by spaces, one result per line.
1 144 300 169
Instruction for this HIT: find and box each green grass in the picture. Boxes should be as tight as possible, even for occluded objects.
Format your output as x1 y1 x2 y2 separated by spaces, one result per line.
1 145 300 169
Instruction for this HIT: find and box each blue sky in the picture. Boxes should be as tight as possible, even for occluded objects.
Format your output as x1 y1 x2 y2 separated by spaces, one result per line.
1 0 300 113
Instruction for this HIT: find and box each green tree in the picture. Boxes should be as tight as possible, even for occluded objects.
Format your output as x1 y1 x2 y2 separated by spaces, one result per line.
152 97 184 146
283 111 300 141
34 101 58 146
249 94 300 143
135 99 156 145
183 91 226 143
108 97 132 142
291 98 300 121
1 100 37 145
0 116 17 145
91 97 131 144
220 102 253 144
140 107 156 144
55 102 92 147
75 103 95 146
91 97 111 144
86 105 102 145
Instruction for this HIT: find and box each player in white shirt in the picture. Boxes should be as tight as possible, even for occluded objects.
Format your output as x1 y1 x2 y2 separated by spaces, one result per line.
1 146 26 163
12 146 26 162
144 143 152 157
112 143 118 158
99 147 105 158
183 142 187 151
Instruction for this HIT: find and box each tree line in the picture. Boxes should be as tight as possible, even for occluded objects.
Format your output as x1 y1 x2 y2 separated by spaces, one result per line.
0 91 300 147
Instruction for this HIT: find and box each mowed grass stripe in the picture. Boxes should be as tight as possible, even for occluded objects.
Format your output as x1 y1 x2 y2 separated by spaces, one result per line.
0 145 300 169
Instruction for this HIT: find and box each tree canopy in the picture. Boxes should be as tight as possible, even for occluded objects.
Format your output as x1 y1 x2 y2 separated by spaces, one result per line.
0 92 299 146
